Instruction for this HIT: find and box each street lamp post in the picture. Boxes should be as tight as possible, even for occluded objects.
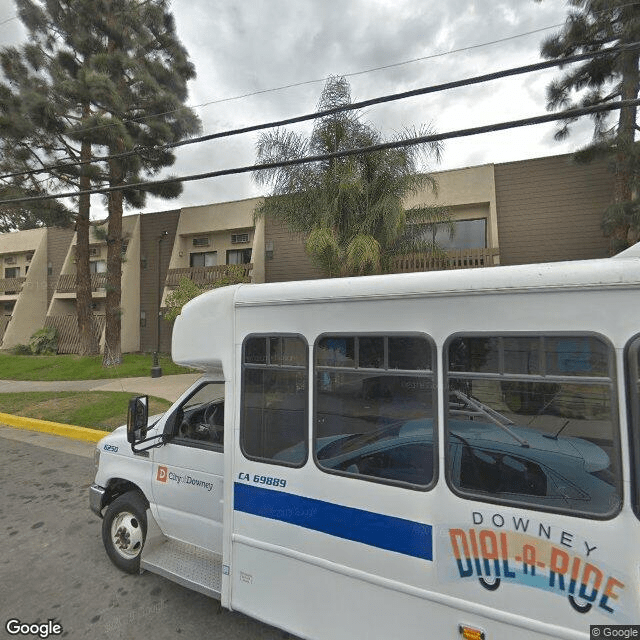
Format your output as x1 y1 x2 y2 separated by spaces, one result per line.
151 230 168 378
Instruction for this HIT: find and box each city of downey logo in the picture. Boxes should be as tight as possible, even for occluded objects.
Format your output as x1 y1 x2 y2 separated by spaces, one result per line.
156 465 168 483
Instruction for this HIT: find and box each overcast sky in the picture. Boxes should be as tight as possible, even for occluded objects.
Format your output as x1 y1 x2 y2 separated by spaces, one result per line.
0 1 596 218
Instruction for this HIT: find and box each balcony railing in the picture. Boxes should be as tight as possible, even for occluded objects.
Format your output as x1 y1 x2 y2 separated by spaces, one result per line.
165 264 253 288
0 277 26 295
56 273 107 293
392 248 499 273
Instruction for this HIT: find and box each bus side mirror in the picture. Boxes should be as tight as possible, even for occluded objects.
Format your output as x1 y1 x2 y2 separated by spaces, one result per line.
127 396 148 444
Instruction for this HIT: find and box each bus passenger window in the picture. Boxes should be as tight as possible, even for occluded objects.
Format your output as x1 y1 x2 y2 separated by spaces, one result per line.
446 334 622 517
314 334 436 489
241 335 308 466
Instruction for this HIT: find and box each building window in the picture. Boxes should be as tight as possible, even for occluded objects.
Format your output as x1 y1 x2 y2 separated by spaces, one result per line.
89 260 107 274
4 267 19 279
231 233 250 244
227 249 252 265
446 334 621 517
427 219 487 250
241 335 308 466
190 251 217 267
192 236 210 247
140 310 147 328
314 334 436 489
25 252 34 262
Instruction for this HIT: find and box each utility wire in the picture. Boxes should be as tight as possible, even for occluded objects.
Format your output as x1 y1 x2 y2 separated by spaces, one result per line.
1 98 638 206
0 15 18 27
2 42 638 182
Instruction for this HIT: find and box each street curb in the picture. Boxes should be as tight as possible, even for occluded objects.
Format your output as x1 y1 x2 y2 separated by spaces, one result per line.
0 412 106 443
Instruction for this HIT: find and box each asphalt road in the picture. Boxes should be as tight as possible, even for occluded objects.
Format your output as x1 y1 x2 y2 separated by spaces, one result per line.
0 428 292 640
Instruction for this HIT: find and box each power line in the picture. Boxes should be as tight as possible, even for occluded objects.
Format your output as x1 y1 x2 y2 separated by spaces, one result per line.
1 98 638 206
0 15 18 27
2 42 638 183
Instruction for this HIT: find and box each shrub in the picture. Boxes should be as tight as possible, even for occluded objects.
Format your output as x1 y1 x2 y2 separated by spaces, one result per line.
12 343 33 356
28 327 58 355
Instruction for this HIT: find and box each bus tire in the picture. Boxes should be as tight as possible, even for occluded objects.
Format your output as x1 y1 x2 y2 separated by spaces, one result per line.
102 491 147 574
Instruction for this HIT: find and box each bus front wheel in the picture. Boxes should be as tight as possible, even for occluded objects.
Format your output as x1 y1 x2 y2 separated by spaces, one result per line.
102 490 147 574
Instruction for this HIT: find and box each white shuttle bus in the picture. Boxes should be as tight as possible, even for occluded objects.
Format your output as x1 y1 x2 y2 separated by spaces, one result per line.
90 245 640 640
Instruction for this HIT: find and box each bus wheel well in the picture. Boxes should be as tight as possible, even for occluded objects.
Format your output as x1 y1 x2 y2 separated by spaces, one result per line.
104 479 148 511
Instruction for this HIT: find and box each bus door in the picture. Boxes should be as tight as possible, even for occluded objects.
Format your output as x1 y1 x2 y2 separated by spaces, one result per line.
151 380 225 553
231 333 441 639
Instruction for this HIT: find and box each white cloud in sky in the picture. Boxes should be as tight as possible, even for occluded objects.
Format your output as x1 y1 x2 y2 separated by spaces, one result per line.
0 0 601 218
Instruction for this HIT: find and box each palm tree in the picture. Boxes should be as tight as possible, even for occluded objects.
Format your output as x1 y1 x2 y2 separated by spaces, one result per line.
254 76 452 277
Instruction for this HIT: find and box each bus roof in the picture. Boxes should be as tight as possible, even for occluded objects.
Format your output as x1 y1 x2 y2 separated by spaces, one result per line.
234 252 640 308
172 251 640 371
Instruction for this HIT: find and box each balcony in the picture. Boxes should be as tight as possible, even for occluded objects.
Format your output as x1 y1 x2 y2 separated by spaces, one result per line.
165 264 253 288
0 277 26 295
392 248 499 273
56 273 107 294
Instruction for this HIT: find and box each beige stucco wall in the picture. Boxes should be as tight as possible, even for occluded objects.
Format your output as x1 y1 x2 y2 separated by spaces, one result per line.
2 230 48 348
168 197 261 272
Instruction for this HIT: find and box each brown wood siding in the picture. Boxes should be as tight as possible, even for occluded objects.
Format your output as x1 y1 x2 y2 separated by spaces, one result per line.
264 217 324 283
494 154 614 265
139 210 180 353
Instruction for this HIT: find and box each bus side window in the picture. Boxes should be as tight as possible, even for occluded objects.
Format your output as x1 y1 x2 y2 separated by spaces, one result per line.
314 334 436 489
446 334 622 517
240 335 308 467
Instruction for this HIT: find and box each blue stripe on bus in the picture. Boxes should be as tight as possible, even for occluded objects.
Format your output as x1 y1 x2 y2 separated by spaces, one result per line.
233 482 433 561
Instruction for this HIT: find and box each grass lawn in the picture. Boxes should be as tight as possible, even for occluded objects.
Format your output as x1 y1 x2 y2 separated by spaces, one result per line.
0 352 194 381
0 391 172 431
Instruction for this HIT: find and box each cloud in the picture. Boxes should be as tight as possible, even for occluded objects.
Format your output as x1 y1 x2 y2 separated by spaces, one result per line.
0 0 593 216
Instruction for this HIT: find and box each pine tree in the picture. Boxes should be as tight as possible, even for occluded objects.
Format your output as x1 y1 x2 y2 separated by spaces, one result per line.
2 0 201 362
539 0 640 252
93 0 201 366
0 0 106 355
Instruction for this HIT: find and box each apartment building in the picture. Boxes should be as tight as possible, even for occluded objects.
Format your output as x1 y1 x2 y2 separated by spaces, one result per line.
0 152 617 355
47 216 142 353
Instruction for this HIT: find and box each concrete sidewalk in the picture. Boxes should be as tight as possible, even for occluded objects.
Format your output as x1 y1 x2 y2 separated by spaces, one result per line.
0 372 202 403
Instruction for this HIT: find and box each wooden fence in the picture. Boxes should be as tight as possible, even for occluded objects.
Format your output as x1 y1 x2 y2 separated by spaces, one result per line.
165 264 253 287
392 248 499 273
45 315 106 354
